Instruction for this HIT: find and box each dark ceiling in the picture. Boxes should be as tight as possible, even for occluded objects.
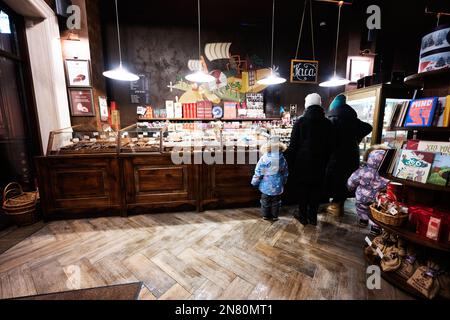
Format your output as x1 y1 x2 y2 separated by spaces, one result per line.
100 0 450 29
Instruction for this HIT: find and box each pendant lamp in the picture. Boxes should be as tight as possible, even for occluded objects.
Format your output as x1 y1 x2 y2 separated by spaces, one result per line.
319 1 350 87
103 0 139 82
185 0 215 83
257 0 286 86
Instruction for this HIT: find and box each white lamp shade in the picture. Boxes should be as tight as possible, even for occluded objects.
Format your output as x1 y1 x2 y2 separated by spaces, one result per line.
257 73 287 86
319 76 350 87
103 65 140 81
185 70 216 83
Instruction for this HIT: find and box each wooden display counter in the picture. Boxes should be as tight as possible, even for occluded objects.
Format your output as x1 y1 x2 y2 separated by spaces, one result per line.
35 151 260 220
35 154 122 220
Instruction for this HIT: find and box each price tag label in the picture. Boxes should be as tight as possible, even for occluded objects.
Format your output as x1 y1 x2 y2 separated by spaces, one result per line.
72 138 80 143
93 132 99 136
83 135 90 140
138 134 144 139
143 132 149 136
90 138 97 143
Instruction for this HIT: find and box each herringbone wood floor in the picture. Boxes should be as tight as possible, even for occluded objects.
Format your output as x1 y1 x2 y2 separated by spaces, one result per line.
0 206 412 300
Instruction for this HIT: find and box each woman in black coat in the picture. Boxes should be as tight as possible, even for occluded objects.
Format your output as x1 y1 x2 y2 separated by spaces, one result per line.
287 93 334 226
325 95 373 216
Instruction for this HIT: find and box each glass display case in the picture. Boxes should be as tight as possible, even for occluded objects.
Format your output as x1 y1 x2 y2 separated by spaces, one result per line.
163 122 222 152
221 122 269 150
47 126 118 155
269 127 292 146
119 124 163 153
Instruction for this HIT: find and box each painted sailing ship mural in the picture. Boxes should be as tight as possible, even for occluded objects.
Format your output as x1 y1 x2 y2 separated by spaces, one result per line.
168 42 271 104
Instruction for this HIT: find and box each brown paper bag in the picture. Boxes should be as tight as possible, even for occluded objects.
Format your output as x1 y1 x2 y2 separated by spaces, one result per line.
407 266 440 299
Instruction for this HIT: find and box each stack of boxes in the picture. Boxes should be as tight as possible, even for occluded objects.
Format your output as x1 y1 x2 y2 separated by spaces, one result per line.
196 101 213 119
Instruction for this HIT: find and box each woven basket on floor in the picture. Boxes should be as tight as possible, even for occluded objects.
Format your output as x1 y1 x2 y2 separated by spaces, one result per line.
2 182 39 226
370 204 408 227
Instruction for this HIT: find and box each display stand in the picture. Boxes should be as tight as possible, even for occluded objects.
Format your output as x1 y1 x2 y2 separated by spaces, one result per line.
369 69 450 300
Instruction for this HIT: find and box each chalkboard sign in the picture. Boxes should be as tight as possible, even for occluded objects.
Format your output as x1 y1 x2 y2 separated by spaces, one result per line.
290 59 319 84
130 74 150 104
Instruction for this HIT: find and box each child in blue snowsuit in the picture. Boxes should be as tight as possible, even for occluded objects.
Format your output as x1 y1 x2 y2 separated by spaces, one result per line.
251 142 289 221
347 148 390 233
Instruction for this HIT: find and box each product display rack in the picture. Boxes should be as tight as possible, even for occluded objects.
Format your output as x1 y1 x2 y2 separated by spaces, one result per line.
364 253 446 300
368 212 450 253
383 173 450 193
369 69 450 300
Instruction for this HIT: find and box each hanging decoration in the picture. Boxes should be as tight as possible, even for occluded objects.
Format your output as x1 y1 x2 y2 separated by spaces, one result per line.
257 0 287 86
185 0 215 83
290 0 319 84
103 0 139 82
319 1 351 87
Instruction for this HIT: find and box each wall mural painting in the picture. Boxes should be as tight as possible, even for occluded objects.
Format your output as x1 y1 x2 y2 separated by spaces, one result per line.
167 42 271 105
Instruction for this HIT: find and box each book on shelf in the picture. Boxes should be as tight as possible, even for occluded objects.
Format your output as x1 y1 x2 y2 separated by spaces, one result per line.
406 139 450 155
396 100 411 128
433 97 447 127
427 154 450 186
378 148 397 175
404 97 438 127
444 95 450 127
393 150 435 183
388 102 403 129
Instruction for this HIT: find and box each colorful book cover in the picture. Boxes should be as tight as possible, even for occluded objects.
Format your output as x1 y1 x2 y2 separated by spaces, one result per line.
417 140 450 155
433 97 447 127
404 97 438 127
394 150 435 183
444 95 450 127
427 154 450 186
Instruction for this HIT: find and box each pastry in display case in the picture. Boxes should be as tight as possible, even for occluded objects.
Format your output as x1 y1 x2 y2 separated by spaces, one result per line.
221 126 270 149
163 122 221 152
270 127 292 146
47 126 118 155
119 124 163 153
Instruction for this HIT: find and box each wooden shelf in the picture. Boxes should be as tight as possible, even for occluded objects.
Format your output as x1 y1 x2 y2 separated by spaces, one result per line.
382 174 450 193
137 118 281 122
404 68 450 86
364 252 446 300
389 127 450 132
369 212 450 253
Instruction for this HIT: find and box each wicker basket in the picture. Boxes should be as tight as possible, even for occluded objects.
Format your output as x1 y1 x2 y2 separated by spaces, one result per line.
370 204 408 227
2 182 39 227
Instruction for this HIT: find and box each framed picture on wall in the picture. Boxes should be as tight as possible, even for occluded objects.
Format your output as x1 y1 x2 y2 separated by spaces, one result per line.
68 88 95 117
65 59 92 87
346 56 374 83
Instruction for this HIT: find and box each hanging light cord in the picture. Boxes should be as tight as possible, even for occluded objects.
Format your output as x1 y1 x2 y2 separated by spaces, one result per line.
333 2 343 77
114 0 123 66
270 0 275 69
295 0 316 60
197 0 202 62
309 0 315 60
295 0 307 59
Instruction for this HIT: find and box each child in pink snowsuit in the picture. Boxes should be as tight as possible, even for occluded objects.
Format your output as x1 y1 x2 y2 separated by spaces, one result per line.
347 149 390 232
